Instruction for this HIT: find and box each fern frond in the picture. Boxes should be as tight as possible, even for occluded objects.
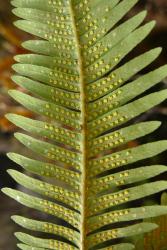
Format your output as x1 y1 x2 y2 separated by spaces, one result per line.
2 0 167 249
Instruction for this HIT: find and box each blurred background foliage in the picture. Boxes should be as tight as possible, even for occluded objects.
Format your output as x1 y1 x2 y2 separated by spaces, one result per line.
0 0 166 249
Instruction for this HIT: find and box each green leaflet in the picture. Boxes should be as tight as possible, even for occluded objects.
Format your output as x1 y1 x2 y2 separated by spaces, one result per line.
100 244 135 250
7 153 80 190
88 121 161 156
15 132 82 170
22 39 78 59
87 223 158 247
85 21 155 82
12 216 80 245
80 0 139 46
89 141 167 176
9 90 81 129
90 165 167 193
77 0 119 24
12 64 80 92
3 0 167 249
8 170 80 210
87 47 162 101
89 181 167 215
89 90 167 137
12 8 73 26
15 232 78 250
88 65 167 119
2 188 80 229
14 20 75 43
14 54 79 74
6 114 81 150
17 244 46 250
11 0 70 10
84 11 147 66
11 75 81 110
88 206 167 232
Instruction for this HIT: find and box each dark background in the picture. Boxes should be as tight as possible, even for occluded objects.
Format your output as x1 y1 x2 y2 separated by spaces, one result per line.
0 0 167 249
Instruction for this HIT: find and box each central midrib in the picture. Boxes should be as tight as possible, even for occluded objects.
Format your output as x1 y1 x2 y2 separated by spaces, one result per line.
69 2 88 250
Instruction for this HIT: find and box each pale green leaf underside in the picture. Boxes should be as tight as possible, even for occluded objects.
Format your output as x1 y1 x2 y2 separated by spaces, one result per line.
7 152 80 189
8 169 80 209
15 232 78 250
3 0 167 249
12 215 80 245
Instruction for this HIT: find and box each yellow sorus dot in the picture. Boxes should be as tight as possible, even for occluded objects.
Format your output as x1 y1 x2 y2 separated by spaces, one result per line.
115 55 121 62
